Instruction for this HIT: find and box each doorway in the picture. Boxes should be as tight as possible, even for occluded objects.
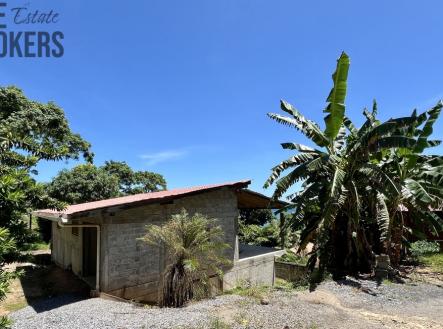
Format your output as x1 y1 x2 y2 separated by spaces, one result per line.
82 227 97 285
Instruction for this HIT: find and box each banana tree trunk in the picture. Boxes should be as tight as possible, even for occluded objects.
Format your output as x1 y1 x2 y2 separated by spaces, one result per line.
389 212 404 267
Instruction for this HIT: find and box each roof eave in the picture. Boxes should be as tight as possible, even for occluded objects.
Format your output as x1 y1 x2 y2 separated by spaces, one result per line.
32 211 69 222
33 180 252 220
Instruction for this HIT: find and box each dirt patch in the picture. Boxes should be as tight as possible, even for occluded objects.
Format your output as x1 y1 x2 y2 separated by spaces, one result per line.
402 265 443 287
298 288 443 329
298 289 343 308
0 252 89 316
213 268 443 329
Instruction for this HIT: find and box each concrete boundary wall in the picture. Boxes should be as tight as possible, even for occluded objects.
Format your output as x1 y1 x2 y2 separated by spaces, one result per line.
223 252 283 290
274 260 308 282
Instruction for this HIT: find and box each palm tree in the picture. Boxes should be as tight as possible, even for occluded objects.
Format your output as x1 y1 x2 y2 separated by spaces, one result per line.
141 209 230 307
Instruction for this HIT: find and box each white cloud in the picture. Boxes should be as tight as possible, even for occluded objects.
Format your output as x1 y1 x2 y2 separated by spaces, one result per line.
140 149 188 165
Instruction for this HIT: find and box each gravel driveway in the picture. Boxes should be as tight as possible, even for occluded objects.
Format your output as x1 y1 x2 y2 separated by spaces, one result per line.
10 279 443 329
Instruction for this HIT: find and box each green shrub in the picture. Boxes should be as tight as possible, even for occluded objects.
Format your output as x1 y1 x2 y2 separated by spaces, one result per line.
277 250 308 265
238 219 280 248
410 240 440 257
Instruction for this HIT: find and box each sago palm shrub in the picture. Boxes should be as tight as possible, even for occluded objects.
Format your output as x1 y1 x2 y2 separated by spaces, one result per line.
141 209 230 307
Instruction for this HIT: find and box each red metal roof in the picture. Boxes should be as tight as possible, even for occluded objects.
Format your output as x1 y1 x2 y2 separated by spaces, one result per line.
34 180 251 219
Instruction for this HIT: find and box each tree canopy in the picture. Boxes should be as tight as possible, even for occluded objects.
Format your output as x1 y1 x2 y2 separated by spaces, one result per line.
0 86 93 245
102 160 167 195
239 209 274 226
47 161 167 204
0 86 93 168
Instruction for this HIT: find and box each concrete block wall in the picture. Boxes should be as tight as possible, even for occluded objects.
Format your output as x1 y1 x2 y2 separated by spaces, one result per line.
274 261 307 282
99 188 239 302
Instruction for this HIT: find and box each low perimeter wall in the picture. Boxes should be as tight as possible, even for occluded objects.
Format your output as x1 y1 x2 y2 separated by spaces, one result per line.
274 261 307 282
223 252 281 290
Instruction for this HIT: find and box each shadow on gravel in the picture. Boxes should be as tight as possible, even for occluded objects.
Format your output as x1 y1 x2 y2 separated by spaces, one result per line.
26 294 88 313
333 278 380 296
18 254 90 313
335 278 362 289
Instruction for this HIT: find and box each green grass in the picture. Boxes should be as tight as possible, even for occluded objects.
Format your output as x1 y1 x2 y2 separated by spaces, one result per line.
382 279 394 285
226 283 270 300
3 300 28 312
30 242 50 251
419 253 443 273
274 278 309 291
228 278 309 300
225 279 276 301
274 278 294 291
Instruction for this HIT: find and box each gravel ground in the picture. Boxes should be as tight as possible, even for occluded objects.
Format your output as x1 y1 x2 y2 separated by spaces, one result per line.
10 279 443 329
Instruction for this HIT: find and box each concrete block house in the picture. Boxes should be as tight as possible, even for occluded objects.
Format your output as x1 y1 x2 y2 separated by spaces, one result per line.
35 180 285 302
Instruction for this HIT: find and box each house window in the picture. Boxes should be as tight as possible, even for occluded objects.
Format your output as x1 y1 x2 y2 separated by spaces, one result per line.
72 227 79 236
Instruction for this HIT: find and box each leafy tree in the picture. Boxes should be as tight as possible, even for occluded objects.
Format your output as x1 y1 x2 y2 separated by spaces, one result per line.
0 86 93 325
0 86 92 246
102 160 167 194
46 164 120 204
141 209 230 307
46 161 167 204
0 168 60 248
377 105 443 265
239 218 283 247
239 209 274 226
238 210 297 248
0 86 92 167
265 53 443 282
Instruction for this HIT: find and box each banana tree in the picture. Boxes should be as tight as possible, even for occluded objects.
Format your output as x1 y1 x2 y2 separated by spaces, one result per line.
377 103 443 265
265 52 441 281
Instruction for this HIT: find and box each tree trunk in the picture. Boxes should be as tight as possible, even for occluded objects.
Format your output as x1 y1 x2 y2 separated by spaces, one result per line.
389 212 403 267
279 213 286 249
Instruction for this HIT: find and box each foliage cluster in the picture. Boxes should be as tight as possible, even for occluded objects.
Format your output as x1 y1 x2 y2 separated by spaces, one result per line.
410 240 440 257
46 161 166 204
278 250 308 265
238 209 298 248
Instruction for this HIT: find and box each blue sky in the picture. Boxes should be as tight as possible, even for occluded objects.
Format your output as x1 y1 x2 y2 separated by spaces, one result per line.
2 0 443 196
